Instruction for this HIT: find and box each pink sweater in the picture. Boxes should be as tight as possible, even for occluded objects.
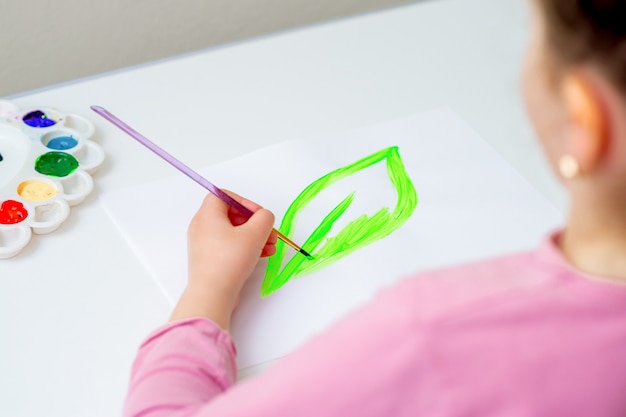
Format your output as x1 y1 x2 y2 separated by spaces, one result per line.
124 234 626 416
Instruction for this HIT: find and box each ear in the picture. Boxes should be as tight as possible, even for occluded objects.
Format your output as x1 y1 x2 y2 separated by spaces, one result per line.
561 73 608 175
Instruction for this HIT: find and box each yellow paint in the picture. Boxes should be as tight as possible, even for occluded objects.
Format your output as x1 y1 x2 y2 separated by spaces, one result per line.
17 180 57 202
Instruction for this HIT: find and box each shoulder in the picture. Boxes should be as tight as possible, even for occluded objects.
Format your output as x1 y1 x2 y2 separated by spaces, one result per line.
374 244 558 323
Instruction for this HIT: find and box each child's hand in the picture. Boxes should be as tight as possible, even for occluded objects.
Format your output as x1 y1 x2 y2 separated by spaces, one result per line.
170 191 276 330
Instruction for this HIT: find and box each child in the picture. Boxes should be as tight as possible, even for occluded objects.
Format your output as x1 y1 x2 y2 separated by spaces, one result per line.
124 1 626 415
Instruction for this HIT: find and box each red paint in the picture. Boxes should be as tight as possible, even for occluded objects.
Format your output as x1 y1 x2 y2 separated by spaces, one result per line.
0 200 28 224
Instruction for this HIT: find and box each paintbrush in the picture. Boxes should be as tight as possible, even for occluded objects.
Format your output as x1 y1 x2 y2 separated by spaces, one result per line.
91 105 311 258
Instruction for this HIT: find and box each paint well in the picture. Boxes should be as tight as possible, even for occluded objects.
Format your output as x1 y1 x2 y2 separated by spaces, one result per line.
23 110 57 128
35 152 78 177
35 203 61 222
0 200 28 224
17 180 58 202
46 135 78 150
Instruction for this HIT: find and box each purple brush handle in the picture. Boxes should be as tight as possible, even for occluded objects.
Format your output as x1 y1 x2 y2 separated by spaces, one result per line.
91 105 254 218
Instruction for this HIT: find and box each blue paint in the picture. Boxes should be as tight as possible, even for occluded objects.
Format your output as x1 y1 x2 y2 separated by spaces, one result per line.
23 110 57 128
46 135 78 150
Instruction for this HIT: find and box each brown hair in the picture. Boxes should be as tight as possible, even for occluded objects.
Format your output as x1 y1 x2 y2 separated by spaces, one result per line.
538 0 626 96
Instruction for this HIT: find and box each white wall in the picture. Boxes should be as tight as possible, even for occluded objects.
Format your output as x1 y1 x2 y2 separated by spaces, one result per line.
0 0 416 97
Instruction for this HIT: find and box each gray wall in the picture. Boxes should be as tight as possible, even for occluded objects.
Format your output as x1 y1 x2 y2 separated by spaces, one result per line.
0 0 416 97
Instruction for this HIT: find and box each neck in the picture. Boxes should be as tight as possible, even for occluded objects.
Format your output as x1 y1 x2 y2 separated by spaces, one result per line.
561 192 626 280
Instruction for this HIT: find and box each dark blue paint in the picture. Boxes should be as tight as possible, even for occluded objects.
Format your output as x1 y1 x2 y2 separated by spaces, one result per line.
23 110 57 128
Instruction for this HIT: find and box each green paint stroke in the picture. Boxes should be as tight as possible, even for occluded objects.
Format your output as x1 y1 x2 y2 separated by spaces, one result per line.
261 146 418 296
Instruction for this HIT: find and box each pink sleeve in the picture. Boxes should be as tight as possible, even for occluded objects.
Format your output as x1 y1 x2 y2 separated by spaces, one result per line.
123 318 237 417
122 280 429 417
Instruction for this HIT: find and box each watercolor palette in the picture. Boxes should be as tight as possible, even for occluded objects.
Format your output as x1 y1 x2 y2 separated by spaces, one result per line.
0 100 104 259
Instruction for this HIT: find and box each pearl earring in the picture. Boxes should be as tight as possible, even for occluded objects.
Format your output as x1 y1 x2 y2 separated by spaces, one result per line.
559 154 580 179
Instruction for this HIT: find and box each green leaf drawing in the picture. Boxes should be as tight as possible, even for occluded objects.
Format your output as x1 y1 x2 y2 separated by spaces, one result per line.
261 146 418 296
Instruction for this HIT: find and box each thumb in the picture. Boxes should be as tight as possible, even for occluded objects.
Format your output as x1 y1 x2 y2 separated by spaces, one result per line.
241 208 275 242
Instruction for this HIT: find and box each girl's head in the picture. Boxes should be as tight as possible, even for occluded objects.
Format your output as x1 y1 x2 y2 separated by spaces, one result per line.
540 1 626 97
523 0 626 199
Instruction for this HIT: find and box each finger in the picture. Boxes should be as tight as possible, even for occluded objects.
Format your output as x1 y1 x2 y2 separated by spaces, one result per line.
241 208 276 245
222 189 269 226
222 189 263 213
260 229 278 257
223 190 262 226
260 243 277 257
228 206 252 226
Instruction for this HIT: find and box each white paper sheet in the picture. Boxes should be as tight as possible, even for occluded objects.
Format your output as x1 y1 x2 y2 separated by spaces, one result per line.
100 108 563 369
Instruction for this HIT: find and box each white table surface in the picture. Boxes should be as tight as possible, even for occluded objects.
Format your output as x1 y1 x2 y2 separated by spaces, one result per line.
1 0 566 416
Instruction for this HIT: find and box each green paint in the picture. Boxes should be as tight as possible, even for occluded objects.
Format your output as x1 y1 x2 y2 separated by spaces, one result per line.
262 146 418 296
34 151 79 177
